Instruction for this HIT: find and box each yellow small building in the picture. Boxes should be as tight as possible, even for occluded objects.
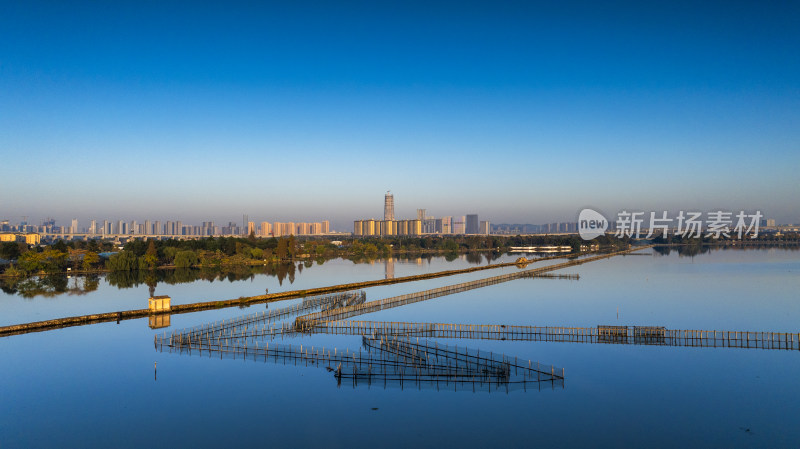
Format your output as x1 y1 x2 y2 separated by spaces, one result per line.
148 295 171 312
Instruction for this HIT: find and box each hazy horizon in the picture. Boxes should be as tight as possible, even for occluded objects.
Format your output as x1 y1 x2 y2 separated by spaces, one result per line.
2 1 798 229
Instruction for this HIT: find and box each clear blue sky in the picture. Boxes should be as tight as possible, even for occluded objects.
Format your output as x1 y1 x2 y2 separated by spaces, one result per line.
1 0 798 230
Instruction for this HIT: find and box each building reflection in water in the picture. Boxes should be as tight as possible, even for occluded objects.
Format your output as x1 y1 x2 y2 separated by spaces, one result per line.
384 257 394 279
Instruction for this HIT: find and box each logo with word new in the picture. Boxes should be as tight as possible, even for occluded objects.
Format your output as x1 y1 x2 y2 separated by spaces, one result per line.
578 208 608 240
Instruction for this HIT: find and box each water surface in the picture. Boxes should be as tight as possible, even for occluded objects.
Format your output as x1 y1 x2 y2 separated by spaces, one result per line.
1 248 798 448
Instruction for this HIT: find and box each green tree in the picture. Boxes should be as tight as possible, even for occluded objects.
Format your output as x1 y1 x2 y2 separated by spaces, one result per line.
287 235 297 258
106 251 139 271
16 251 45 273
17 249 67 273
87 239 100 252
174 250 199 268
276 238 288 260
0 242 22 260
143 241 158 269
162 246 179 263
52 240 68 253
82 251 100 270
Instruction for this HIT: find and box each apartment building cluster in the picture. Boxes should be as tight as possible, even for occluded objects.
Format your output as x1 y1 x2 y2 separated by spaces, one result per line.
253 221 330 237
1 217 331 238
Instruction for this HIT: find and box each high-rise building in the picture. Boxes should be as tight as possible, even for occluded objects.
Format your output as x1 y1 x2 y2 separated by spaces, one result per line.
466 214 479 234
479 221 490 235
272 222 297 237
70 219 78 234
260 221 272 236
382 220 395 236
384 191 394 221
438 216 452 234
422 218 436 234
453 216 466 234
408 219 422 235
417 209 426 221
89 220 97 234
247 221 256 236
321 220 330 233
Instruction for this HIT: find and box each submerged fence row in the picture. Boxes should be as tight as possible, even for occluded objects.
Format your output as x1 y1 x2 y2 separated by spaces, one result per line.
181 291 367 339
169 318 800 351
296 248 644 328
302 321 800 351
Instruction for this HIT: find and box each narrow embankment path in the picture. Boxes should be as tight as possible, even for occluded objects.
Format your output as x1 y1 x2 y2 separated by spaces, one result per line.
0 246 652 337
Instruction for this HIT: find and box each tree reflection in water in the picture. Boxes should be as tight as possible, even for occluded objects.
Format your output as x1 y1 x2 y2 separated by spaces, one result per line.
1 274 100 298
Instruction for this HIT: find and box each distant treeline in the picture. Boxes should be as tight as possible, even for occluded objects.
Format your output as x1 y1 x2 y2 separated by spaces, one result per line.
4 232 794 277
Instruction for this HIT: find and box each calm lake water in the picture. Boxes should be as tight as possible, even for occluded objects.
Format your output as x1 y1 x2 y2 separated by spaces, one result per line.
1 248 799 448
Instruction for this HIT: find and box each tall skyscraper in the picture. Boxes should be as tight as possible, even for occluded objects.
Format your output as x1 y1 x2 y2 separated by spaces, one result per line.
417 209 426 221
466 214 479 234
384 191 394 221
70 219 78 234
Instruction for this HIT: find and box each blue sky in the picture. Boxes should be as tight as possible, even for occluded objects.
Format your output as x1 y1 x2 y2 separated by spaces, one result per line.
1 0 798 230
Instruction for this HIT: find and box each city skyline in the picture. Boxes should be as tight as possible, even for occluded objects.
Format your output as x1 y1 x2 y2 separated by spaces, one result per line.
1 2 798 226
0 199 793 236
